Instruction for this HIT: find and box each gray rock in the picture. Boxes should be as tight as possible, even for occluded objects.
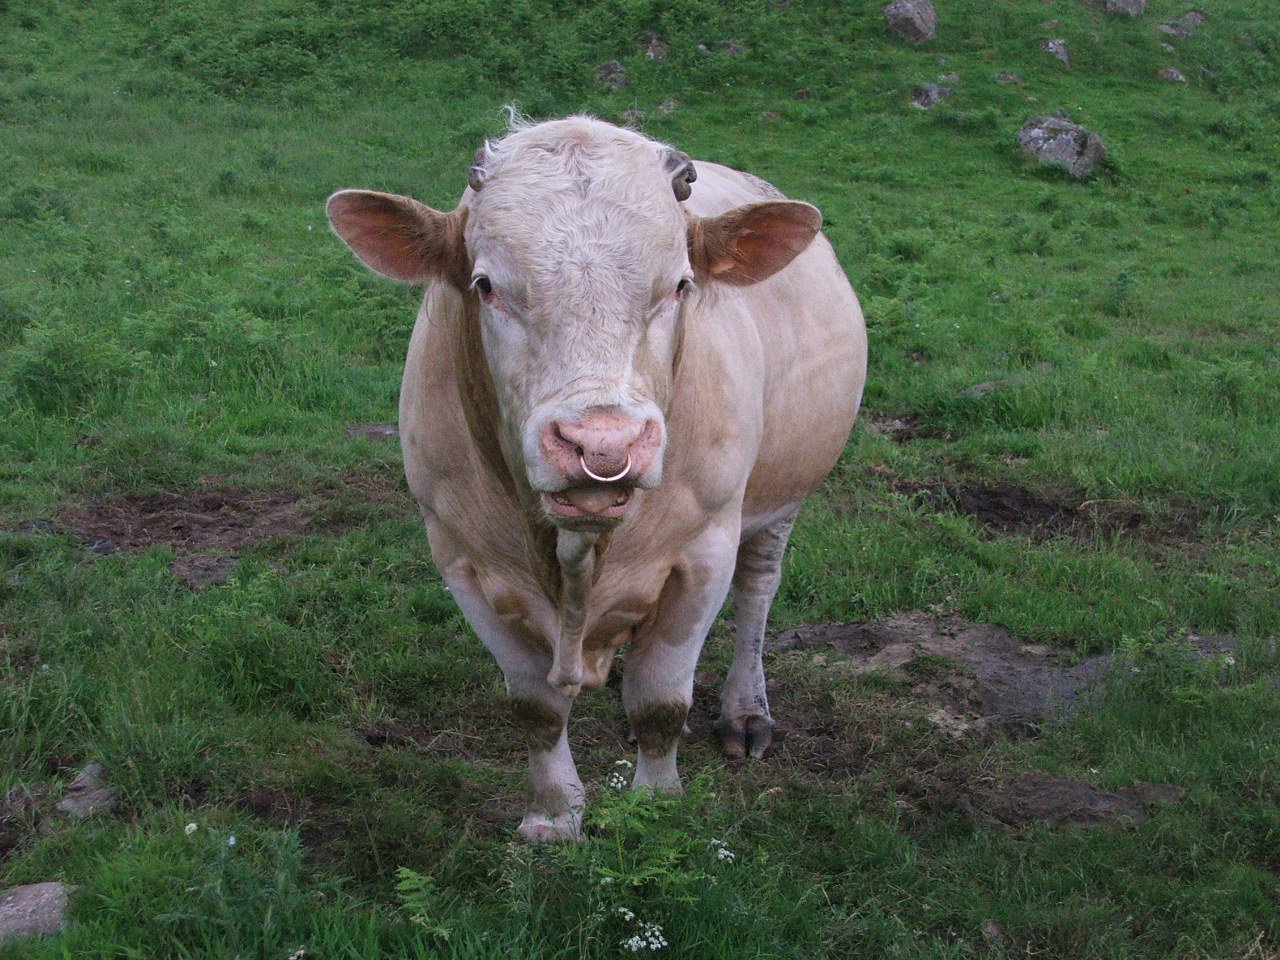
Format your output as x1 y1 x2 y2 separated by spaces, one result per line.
1181 10 1206 28
720 39 745 55
55 762 116 819
0 883 71 946
657 98 679 115
884 0 937 44
639 31 667 60
1042 38 1071 66
1017 116 1107 178
1157 21 1192 37
593 60 626 91
940 72 961 83
1159 66 1187 82
911 83 954 109
994 71 1024 85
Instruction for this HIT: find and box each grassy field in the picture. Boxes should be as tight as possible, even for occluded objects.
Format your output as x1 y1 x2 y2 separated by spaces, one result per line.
2 0 1279 956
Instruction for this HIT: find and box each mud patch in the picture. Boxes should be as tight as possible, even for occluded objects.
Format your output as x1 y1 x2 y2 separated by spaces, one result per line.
773 612 1109 733
961 771 1184 829
893 479 1200 544
169 554 239 590
16 472 417 588
58 488 313 554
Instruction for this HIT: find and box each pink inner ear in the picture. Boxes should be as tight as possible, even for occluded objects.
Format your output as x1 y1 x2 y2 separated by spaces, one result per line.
716 203 822 285
327 191 435 283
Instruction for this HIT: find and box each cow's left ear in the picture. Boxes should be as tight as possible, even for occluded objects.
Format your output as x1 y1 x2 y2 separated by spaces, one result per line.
326 189 470 288
689 200 822 286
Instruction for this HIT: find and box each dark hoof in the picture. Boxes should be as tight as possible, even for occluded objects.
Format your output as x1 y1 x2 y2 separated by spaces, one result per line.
714 714 774 759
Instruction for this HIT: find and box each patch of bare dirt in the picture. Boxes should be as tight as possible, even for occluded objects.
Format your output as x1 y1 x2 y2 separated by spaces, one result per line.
169 554 239 590
960 771 1184 829
773 612 1109 733
893 479 1201 545
8 472 417 589
58 488 313 554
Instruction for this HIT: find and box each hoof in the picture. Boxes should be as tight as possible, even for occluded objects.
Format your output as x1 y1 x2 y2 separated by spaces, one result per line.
517 810 583 844
714 714 774 760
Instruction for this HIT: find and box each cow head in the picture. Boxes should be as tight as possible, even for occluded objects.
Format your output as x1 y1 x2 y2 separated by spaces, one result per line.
327 118 820 531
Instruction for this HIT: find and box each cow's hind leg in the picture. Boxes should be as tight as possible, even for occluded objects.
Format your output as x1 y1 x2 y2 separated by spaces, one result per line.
715 511 797 759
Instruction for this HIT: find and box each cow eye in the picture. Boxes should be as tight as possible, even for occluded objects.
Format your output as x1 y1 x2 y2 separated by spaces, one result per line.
676 277 692 295
471 275 493 297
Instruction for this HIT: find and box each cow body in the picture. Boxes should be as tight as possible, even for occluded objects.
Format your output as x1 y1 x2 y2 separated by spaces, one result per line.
329 117 866 840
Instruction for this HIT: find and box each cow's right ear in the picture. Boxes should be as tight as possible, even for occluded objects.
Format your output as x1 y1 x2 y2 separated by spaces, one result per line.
326 190 470 288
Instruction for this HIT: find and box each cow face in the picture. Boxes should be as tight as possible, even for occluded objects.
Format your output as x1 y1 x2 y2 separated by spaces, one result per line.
327 118 820 531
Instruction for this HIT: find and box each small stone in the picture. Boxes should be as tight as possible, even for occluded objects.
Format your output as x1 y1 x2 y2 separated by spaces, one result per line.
883 0 937 44
940 72 960 83
639 31 667 60
1181 10 1206 28
657 98 679 115
761 110 781 120
1017 116 1107 178
55 762 116 819
721 39 745 55
593 60 626 91
696 43 709 55
911 83 954 109
1159 66 1187 82
621 109 645 126
1042 38 1071 66
0 882 71 945
994 71 1024 85
1157 21 1192 37
1160 41 1176 52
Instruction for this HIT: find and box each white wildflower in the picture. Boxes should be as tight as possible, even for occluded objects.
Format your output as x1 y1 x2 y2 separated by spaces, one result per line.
226 834 237 848
710 838 736 864
599 876 614 885
607 771 629 790
288 950 307 960
614 759 634 769
184 822 198 836
616 907 635 922
1223 655 1236 667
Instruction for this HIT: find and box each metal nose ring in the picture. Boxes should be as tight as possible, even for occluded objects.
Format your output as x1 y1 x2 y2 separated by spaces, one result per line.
579 453 631 484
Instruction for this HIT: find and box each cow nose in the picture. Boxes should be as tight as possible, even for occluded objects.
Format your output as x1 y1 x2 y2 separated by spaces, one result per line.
542 410 657 483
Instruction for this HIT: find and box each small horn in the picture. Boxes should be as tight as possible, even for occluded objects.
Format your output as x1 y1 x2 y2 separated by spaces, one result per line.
663 148 697 202
468 144 488 193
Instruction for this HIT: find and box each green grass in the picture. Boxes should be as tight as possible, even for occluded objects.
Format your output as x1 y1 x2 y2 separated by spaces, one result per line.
2 0 1279 956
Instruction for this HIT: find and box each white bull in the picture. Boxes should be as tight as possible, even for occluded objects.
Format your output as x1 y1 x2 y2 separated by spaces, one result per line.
327 116 866 841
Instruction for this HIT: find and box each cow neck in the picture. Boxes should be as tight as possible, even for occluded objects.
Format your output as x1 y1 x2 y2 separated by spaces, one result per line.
447 293 566 601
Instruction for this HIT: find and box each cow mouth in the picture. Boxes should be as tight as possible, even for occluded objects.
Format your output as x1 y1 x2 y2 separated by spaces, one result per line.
542 484 634 522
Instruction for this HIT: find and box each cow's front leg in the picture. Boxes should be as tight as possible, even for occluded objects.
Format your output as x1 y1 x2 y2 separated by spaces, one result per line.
443 566 584 842
715 512 797 759
623 520 739 792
